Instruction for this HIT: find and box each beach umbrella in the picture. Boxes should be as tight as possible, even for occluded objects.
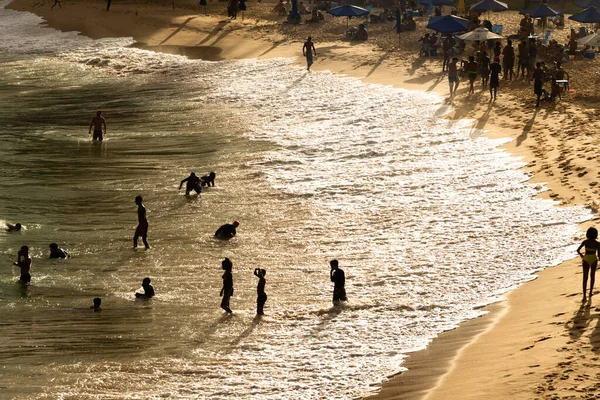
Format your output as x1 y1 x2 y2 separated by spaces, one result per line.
426 15 470 33
519 4 562 17
575 0 600 8
457 26 503 40
327 4 369 30
578 31 600 46
569 6 600 23
470 0 508 12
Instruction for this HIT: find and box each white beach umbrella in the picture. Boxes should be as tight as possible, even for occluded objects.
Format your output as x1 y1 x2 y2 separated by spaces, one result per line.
457 27 503 41
578 32 600 46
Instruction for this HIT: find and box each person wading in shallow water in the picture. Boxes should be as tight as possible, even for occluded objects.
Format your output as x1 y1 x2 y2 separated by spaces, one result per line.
577 227 600 301
14 245 32 284
330 259 347 306
220 258 234 313
133 196 150 249
88 111 107 141
302 37 317 71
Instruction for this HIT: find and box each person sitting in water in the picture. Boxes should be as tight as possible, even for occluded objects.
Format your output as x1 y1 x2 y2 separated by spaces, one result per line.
135 277 155 298
200 172 216 187
215 221 239 239
49 243 70 259
14 245 32 284
6 223 22 232
179 172 202 195
90 297 102 311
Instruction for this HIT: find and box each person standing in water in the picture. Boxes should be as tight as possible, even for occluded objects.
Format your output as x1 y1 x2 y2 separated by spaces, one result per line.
88 111 107 141
14 245 32 284
179 172 202 195
577 227 600 301
254 268 267 315
133 196 150 249
330 259 347 306
302 37 317 71
220 258 234 313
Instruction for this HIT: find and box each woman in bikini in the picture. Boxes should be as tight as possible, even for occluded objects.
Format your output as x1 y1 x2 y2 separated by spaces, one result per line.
577 227 600 301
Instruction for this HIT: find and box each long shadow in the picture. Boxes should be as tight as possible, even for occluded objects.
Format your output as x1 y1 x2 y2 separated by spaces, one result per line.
197 20 230 45
365 52 389 78
159 17 197 45
516 108 538 147
469 103 493 137
209 28 235 46
282 72 308 93
566 301 592 342
258 41 284 57
229 315 262 348
408 56 426 76
426 74 445 92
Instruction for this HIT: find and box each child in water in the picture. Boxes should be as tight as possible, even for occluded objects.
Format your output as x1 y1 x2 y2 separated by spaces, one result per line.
577 227 600 301
90 297 102 311
135 277 155 298
220 258 234 313
254 268 267 315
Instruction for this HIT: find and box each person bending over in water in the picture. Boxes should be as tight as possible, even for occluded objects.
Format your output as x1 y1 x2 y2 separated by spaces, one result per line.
220 258 234 313
88 111 107 141
330 259 347 306
90 297 102 311
200 172 216 187
254 268 267 315
49 243 70 259
135 277 155 298
133 196 150 249
215 221 239 239
14 245 32 284
6 223 22 232
179 172 202 195
577 227 600 301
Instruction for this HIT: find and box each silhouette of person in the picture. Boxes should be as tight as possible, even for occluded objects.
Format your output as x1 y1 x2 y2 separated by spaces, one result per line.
135 277 155 298
133 196 150 249
302 37 317 71
215 221 239 239
51 0 61 9
200 172 216 187
577 227 600 301
254 268 267 315
330 259 347 306
90 297 102 311
6 222 21 232
179 172 202 195
220 258 234 313
49 243 70 259
88 111 107 141
14 245 32 284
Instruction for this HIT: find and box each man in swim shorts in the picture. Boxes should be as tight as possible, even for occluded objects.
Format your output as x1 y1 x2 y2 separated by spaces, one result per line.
133 195 150 249
88 111 107 141
447 57 459 97
302 37 317 71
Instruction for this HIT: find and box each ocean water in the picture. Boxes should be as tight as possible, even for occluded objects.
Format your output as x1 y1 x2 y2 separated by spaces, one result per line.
0 3 592 399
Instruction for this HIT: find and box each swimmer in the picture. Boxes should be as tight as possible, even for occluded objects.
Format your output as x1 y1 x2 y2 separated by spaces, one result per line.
254 268 267 315
220 258 234 313
88 111 107 141
133 196 150 249
179 172 202 195
577 227 600 301
49 243 70 259
90 297 102 311
6 223 22 232
14 245 32 284
200 172 216 187
330 259 347 306
215 221 239 239
135 277 155 298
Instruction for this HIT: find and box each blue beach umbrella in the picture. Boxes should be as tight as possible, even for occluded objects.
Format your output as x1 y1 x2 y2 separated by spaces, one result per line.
327 4 369 30
470 0 508 13
575 0 600 8
569 6 600 23
426 15 470 33
519 4 562 17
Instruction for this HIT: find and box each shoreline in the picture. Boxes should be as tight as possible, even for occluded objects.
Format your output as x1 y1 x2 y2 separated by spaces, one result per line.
7 1 600 399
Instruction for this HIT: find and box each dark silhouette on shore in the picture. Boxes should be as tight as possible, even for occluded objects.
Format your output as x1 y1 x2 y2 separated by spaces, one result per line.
135 277 155 298
302 36 317 71
254 268 267 315
215 221 239 239
179 172 202 195
220 258 234 313
577 227 600 301
330 259 347 306
133 196 150 249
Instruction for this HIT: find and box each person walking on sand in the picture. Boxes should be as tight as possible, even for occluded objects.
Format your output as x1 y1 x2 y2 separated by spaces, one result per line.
502 39 515 81
577 227 600 301
89 111 107 141
480 51 490 89
489 56 502 101
532 62 544 107
133 196 150 249
14 245 32 284
254 268 267 315
447 57 459 97
330 259 347 306
465 56 478 94
303 37 317 71
220 258 234 313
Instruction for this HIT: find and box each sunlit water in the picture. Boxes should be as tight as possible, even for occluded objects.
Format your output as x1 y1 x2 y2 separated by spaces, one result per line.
0 3 591 399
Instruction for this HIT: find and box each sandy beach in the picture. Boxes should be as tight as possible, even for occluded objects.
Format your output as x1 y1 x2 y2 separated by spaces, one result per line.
6 0 600 398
